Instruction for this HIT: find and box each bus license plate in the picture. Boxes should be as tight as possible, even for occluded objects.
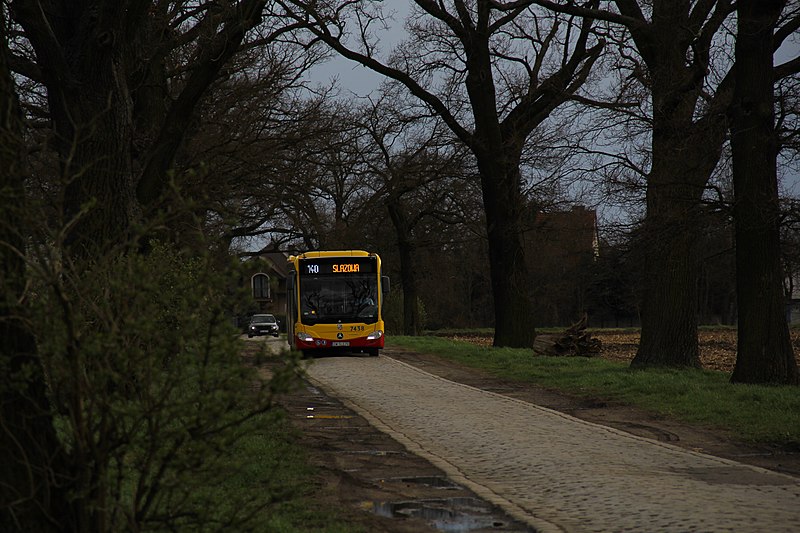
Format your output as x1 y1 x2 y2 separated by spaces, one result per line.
332 341 350 347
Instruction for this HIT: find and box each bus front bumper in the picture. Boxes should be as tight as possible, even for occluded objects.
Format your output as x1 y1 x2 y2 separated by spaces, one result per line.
295 330 384 351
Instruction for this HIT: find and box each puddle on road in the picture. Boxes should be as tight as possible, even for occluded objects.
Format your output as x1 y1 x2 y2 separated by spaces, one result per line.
368 497 516 532
340 449 407 456
365 477 532 531
395 476 461 489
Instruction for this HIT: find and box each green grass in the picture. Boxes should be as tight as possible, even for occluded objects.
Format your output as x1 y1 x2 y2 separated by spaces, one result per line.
389 335 800 446
188 409 365 533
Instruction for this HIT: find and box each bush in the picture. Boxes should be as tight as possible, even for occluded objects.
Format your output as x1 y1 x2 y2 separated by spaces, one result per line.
29 242 300 531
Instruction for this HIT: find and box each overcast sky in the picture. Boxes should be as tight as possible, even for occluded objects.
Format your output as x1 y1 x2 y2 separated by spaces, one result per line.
308 3 799 96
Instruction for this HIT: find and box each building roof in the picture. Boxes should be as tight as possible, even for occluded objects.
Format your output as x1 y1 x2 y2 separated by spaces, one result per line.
247 250 290 278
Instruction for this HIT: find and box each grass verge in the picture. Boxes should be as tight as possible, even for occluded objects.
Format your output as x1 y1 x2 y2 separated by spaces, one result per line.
390 335 800 447
218 341 365 533
191 407 364 533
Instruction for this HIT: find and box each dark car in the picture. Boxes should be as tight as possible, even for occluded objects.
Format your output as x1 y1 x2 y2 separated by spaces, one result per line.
248 314 279 338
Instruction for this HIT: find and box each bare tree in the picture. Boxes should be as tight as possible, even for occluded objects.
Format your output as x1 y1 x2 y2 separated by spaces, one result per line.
281 0 604 347
262 99 381 250
8 0 308 255
729 0 799 385
176 76 332 252
358 91 473 335
1 9 72 529
534 0 800 368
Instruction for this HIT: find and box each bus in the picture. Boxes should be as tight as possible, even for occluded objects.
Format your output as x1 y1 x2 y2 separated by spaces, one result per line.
286 250 389 356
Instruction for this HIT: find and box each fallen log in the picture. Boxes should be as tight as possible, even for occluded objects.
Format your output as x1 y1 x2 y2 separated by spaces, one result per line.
532 314 601 357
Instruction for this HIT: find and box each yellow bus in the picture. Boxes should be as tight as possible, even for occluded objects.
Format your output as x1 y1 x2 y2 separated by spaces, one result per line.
286 250 389 356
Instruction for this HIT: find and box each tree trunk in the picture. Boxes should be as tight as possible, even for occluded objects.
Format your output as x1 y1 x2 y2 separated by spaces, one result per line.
632 168 702 368
630 6 731 368
632 111 728 368
13 2 138 257
460 10 535 349
0 24 73 531
386 200 421 336
478 159 534 348
60 90 137 255
729 0 798 385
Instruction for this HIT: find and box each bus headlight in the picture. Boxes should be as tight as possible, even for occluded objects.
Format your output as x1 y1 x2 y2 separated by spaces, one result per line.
366 330 383 340
297 332 314 343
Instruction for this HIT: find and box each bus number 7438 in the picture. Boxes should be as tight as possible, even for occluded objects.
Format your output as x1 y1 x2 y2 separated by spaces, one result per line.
286 251 389 358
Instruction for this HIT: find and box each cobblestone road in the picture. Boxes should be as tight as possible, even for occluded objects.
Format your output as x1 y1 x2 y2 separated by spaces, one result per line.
304 355 800 533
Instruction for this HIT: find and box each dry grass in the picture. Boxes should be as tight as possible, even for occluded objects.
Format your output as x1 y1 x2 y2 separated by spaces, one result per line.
449 329 800 373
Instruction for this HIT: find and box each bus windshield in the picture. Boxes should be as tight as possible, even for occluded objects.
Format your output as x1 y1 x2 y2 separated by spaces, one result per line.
300 275 378 324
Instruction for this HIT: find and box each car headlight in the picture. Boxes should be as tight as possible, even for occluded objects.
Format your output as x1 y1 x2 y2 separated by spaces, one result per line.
366 330 383 340
297 332 314 342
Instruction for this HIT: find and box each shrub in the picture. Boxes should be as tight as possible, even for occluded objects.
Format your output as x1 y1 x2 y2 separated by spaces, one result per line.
29 241 300 531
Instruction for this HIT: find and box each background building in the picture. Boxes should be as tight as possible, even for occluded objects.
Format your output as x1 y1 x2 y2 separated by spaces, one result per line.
523 206 600 327
241 251 289 329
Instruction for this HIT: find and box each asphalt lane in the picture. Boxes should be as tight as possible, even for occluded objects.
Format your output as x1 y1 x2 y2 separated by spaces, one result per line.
304 354 800 533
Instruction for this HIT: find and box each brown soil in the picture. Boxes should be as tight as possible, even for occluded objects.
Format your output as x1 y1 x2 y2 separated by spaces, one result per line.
257 332 800 532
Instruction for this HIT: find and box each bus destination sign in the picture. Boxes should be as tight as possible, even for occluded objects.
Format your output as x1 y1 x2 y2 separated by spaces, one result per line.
300 257 375 276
